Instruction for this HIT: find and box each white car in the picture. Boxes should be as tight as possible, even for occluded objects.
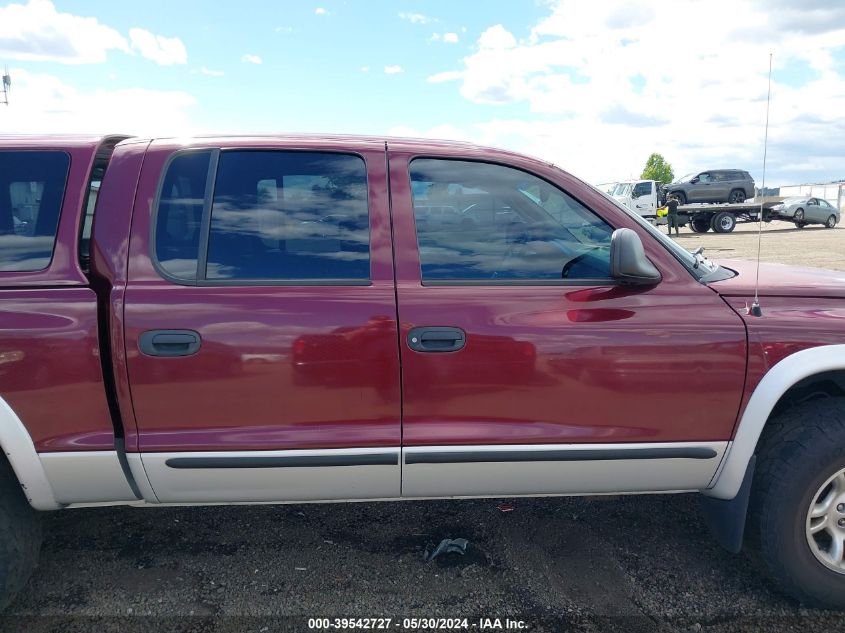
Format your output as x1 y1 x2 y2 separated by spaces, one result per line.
771 196 840 228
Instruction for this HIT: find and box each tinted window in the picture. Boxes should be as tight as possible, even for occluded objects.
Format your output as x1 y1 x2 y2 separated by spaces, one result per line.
410 159 613 282
0 151 69 271
205 151 369 281
155 151 211 280
819 199 833 209
633 181 652 197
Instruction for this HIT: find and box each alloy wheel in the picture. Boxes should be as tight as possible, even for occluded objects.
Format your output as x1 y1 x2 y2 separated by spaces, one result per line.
806 467 845 575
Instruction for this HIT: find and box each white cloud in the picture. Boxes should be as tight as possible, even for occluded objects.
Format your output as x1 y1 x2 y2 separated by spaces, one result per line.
0 1 188 67
2 68 197 136
0 0 129 64
399 12 433 25
384 65 403 74
275 26 293 33
315 7 327 15
423 0 845 186
360 66 370 73
200 66 224 77
431 32 458 43
241 54 262 65
129 28 187 65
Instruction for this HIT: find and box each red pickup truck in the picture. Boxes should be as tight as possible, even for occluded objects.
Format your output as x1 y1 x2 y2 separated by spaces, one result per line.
1 134 844 610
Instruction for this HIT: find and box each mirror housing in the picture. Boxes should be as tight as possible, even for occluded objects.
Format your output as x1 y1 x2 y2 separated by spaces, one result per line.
610 228 662 285
691 176 699 184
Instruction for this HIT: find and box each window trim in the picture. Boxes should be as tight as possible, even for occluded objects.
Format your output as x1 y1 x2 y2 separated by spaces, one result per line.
407 156 617 287
0 149 71 274
423 278 621 287
151 147 373 287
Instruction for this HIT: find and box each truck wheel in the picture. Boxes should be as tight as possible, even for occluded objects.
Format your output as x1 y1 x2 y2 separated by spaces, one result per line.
826 215 837 229
0 457 42 611
711 211 736 233
670 191 686 205
729 189 746 203
748 397 845 609
691 217 711 233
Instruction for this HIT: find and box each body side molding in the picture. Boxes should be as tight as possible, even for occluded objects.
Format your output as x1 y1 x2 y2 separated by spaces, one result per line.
403 442 727 498
406 446 717 465
141 447 402 503
0 396 60 510
166 452 399 469
706 343 845 500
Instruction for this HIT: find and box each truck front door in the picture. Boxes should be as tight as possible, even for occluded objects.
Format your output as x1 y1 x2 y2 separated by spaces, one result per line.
387 145 747 498
123 140 401 503
632 181 656 216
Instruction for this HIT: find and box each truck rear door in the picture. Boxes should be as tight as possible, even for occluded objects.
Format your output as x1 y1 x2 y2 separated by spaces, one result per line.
122 139 401 503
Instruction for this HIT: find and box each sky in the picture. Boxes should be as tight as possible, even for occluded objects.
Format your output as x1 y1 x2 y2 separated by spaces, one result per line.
1 0 845 188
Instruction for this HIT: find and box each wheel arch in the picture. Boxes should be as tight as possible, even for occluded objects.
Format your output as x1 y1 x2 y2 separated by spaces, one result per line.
0 396 60 510
707 344 845 500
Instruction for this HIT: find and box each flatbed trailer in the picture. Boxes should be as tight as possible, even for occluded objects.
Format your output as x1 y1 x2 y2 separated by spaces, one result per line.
670 202 779 233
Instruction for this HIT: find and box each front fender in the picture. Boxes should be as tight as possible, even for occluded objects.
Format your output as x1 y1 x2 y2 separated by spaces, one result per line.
706 343 845 500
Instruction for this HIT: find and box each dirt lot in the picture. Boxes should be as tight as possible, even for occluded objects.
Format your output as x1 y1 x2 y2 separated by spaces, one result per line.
675 219 845 271
4 221 845 633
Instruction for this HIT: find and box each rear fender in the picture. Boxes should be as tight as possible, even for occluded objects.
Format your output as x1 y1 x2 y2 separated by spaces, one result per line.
0 396 60 510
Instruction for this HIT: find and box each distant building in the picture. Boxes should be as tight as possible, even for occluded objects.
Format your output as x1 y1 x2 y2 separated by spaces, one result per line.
778 180 844 212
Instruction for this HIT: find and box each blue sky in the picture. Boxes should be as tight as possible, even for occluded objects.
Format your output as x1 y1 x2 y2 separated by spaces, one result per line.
61 1 546 133
2 0 845 187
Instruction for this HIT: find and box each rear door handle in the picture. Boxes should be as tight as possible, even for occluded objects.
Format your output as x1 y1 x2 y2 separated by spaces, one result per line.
139 330 202 357
407 327 466 353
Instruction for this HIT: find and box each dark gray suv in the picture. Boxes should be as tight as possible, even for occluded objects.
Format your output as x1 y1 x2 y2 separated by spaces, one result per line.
665 170 755 205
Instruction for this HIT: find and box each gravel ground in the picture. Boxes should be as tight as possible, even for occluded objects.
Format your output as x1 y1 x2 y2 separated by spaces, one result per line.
3 220 845 633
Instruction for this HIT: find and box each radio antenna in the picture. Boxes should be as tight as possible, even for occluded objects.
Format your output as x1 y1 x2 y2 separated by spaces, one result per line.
750 53 772 318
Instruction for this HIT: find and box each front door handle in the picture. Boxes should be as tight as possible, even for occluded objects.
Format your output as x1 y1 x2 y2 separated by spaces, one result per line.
407 327 466 353
139 330 202 357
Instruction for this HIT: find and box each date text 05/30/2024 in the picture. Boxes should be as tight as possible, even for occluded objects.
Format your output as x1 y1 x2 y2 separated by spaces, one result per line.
307 618 529 630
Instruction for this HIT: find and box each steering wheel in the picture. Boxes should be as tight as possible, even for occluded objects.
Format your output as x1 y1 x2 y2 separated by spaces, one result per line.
561 252 591 279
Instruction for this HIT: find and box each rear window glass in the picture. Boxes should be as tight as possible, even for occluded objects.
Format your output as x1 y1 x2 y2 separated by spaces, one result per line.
205 151 370 282
0 151 69 271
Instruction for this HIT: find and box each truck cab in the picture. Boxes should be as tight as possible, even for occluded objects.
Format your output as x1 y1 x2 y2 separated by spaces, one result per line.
0 135 844 610
610 179 663 218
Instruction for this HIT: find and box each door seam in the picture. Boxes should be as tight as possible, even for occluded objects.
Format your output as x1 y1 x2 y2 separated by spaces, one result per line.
385 141 406 496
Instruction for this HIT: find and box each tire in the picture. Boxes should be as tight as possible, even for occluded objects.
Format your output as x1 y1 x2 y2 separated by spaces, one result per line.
691 217 711 233
0 457 42 612
711 211 736 233
826 215 838 229
794 209 805 228
670 191 686 205
729 189 746 203
748 397 845 609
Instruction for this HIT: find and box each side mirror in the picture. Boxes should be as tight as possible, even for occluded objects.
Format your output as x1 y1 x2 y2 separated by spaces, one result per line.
610 228 662 285
691 177 699 184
